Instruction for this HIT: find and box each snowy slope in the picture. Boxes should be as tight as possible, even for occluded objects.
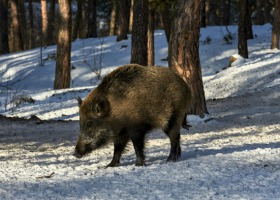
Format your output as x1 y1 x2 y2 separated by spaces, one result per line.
0 24 280 199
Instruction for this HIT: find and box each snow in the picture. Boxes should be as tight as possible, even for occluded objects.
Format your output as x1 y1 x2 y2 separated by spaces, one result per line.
0 24 280 199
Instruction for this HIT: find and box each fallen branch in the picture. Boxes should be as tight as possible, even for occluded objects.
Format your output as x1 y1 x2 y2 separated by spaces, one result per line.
36 172 55 179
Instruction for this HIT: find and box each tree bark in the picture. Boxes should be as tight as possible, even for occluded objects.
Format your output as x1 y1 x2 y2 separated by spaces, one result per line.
54 0 72 89
0 0 10 54
159 2 172 43
116 0 130 42
255 0 264 25
129 0 134 33
201 0 206 27
238 0 248 58
271 0 280 49
247 1 253 39
19 0 27 49
88 0 97 38
72 0 83 40
47 0 56 45
10 0 24 52
147 9 154 66
28 0 34 49
222 0 231 25
130 0 148 66
41 0 48 46
78 0 88 39
169 0 208 116
109 0 118 36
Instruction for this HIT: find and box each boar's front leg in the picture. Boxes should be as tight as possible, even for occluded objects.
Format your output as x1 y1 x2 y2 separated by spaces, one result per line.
131 136 146 166
129 124 152 166
107 130 129 167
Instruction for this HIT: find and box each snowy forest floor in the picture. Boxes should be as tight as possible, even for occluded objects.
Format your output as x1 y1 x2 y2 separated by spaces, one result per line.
0 84 279 199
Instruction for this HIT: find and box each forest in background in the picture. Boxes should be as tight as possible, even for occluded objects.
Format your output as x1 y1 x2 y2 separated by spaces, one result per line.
1 0 280 117
0 0 277 54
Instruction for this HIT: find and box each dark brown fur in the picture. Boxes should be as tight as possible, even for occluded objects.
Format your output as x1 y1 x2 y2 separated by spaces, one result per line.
74 64 192 167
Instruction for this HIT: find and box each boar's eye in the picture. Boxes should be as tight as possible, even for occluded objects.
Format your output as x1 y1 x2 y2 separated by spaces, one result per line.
86 121 93 128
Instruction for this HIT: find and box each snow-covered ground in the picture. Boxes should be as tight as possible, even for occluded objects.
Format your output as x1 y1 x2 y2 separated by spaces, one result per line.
0 24 280 199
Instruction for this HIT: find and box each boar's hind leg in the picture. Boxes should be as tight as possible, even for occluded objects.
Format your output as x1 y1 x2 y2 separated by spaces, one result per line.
107 130 129 167
164 113 182 162
129 124 153 166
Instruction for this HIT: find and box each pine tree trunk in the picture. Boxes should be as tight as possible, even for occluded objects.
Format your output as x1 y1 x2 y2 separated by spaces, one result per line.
47 0 55 45
255 0 264 25
88 0 97 38
73 0 83 40
129 0 134 33
116 0 129 42
78 0 88 39
247 1 253 39
147 9 154 66
19 0 27 49
222 0 231 25
130 0 148 66
169 0 208 116
54 0 72 89
0 0 10 54
10 0 23 52
109 0 118 36
213 0 221 25
160 3 172 43
271 0 280 49
28 0 34 49
41 0 48 46
201 0 206 28
238 0 248 58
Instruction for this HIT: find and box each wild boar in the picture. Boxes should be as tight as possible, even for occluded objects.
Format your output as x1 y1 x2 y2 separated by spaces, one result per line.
74 64 192 167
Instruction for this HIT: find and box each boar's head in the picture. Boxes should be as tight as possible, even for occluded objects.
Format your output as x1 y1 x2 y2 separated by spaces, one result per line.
74 94 112 158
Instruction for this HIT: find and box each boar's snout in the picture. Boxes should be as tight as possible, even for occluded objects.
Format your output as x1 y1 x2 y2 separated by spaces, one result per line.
73 140 93 158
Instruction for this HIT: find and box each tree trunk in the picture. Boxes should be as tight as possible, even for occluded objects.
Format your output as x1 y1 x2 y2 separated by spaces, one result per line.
238 0 248 58
19 0 27 50
72 0 83 40
41 0 48 46
10 0 23 52
263 1 272 24
129 0 134 33
47 0 56 45
0 0 10 54
28 0 34 49
213 0 221 25
255 0 264 25
222 0 231 25
116 0 130 42
247 1 253 39
169 0 208 116
88 0 97 38
147 9 154 66
78 0 88 39
109 0 118 36
130 0 148 66
54 0 72 89
201 0 206 28
271 0 280 49
160 3 172 43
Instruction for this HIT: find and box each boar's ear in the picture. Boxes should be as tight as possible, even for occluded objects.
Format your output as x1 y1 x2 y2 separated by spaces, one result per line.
77 97 83 107
92 96 110 117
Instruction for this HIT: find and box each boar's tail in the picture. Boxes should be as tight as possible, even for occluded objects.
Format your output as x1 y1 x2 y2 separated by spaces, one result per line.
182 113 191 130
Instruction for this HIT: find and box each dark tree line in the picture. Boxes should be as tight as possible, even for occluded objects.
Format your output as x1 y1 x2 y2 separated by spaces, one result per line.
1 0 280 116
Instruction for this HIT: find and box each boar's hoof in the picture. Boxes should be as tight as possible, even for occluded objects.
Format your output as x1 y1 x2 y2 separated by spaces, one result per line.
167 149 181 162
73 151 83 158
106 161 120 168
167 155 178 162
135 158 146 166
